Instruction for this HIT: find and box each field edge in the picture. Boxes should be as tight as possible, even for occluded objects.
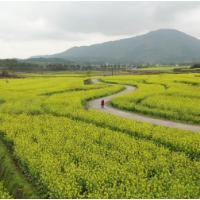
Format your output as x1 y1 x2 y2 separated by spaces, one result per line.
0 139 42 199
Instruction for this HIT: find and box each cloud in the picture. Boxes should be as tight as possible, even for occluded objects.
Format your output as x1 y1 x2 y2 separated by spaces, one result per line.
46 2 155 36
0 1 200 58
152 2 200 22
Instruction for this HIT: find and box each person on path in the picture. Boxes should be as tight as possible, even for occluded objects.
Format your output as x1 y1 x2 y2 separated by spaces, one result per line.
101 99 105 108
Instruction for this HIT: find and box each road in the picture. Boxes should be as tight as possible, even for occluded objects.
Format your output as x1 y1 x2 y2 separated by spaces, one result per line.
86 79 200 132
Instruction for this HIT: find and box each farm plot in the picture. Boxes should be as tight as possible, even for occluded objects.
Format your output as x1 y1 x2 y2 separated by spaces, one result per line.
1 75 200 198
101 73 200 124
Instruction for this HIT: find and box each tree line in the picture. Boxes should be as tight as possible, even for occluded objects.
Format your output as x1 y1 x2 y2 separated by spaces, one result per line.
1 59 199 72
0 59 124 72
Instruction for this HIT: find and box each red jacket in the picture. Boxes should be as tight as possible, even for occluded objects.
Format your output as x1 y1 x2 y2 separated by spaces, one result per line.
101 100 105 105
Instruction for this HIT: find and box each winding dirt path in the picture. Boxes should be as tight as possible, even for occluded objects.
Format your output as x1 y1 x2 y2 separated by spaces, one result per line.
87 79 200 133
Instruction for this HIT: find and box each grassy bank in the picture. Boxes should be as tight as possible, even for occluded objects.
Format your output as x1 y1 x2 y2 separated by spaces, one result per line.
0 140 41 199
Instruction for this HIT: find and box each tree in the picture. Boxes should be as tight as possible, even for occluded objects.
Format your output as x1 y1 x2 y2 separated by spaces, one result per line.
190 63 200 69
111 65 113 76
1 70 9 77
86 70 92 79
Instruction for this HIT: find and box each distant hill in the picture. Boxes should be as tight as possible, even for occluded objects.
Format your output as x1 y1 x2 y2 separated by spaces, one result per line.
30 29 200 64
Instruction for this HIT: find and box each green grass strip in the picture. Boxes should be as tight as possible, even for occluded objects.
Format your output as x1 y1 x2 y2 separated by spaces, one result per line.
0 140 42 199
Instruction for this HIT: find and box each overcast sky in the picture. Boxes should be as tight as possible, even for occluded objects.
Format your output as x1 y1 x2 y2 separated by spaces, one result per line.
1 1 200 59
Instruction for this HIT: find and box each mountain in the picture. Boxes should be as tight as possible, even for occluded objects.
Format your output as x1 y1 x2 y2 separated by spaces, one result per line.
30 29 200 64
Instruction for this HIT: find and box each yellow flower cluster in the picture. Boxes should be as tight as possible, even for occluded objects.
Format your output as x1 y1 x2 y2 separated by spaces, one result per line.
0 182 12 199
2 114 200 198
1 75 200 198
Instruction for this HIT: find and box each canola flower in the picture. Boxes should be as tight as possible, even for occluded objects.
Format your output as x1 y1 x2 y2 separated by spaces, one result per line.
0 182 12 199
2 114 200 199
1 75 200 198
101 73 200 124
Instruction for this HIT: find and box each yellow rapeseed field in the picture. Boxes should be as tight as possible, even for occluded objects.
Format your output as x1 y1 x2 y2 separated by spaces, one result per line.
101 73 200 124
1 74 200 198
